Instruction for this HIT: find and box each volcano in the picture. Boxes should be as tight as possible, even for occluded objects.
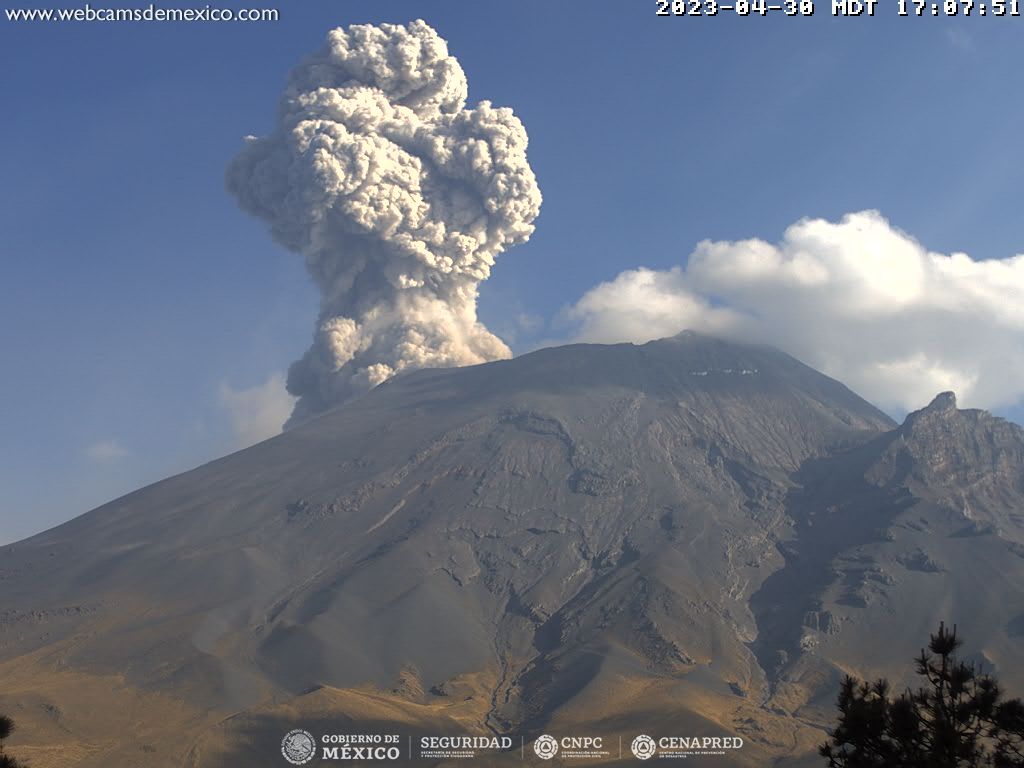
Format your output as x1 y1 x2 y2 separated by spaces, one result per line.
2 332 1023 767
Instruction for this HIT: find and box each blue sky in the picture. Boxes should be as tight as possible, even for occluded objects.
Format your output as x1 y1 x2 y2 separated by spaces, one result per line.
2 1 1022 543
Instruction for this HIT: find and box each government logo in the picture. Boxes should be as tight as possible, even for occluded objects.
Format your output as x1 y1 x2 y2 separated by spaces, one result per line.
631 734 657 760
281 729 317 765
534 734 559 760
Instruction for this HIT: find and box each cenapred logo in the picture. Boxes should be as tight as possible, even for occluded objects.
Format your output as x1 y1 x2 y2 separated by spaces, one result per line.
631 734 657 760
533 734 559 760
281 729 317 765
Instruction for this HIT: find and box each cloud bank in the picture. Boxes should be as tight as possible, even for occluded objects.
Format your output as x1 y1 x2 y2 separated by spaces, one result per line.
228 20 542 426
568 210 1024 413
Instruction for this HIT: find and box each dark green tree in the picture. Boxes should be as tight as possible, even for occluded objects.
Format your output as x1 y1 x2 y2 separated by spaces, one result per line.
0 713 26 768
821 623 1024 767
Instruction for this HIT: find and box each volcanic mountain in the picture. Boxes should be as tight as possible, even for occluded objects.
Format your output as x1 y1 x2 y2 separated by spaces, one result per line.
2 332 1023 767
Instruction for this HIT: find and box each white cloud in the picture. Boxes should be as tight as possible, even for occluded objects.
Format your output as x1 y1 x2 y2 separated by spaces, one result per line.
566 211 1024 413
219 372 297 449
85 439 129 462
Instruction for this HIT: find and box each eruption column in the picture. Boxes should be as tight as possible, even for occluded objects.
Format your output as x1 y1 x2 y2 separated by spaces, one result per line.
228 20 542 425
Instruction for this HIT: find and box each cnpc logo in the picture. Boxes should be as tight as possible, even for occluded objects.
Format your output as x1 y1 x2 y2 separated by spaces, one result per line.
533 734 605 760
533 735 558 760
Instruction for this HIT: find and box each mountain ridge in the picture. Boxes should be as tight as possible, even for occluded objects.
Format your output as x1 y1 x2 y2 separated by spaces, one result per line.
2 333 1022 768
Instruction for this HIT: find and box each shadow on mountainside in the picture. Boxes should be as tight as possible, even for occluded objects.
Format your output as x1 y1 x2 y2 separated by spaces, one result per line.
748 431 913 687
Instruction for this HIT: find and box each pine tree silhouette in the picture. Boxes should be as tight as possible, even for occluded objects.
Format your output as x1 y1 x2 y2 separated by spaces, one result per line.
0 713 26 768
821 622 1024 767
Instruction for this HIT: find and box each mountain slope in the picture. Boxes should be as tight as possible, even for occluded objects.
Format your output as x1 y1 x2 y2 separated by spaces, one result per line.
2 333 1021 767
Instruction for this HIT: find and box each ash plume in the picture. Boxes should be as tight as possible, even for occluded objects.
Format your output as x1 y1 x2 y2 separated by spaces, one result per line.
228 20 542 426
